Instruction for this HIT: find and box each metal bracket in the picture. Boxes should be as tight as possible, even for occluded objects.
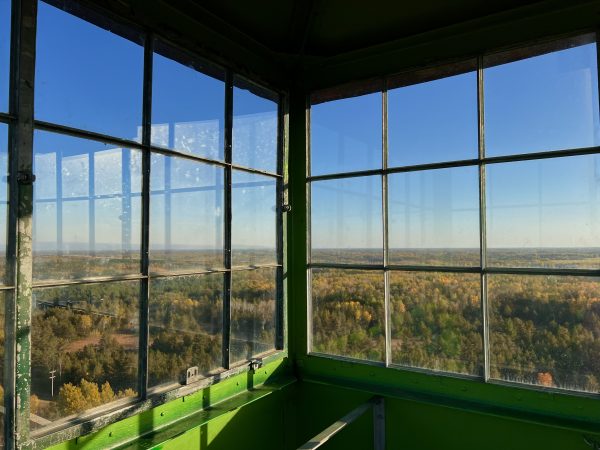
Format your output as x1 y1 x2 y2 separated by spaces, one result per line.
185 366 201 385
16 170 35 185
584 435 600 450
249 358 263 372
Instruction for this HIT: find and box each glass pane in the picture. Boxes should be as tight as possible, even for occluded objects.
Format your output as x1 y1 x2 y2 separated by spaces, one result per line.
388 167 480 266
311 176 383 264
311 93 381 176
232 84 277 173
388 72 477 166
489 274 600 393
230 267 277 363
311 268 385 362
35 1 143 139
149 274 223 387
485 41 600 156
152 49 225 159
31 281 139 427
231 171 276 267
487 155 600 269
390 271 482 375
149 155 224 273
0 0 10 112
33 132 141 281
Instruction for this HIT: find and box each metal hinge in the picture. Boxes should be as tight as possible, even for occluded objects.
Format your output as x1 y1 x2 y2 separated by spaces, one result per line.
17 170 36 185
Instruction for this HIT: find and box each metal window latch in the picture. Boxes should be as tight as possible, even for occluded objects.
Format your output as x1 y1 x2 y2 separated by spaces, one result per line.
249 358 263 372
17 171 36 185
281 204 291 213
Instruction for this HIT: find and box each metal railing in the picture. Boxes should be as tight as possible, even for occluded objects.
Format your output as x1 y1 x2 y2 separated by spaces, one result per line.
298 396 385 450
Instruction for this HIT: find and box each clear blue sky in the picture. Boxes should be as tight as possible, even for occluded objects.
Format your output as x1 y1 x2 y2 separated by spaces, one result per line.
311 41 600 253
31 1 279 267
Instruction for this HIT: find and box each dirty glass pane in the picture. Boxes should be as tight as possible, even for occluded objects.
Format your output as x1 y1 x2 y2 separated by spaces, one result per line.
388 167 480 267
311 176 383 265
0 291 7 447
33 131 141 281
311 93 382 176
486 155 600 269
489 274 600 393
232 84 277 173
149 274 223 388
152 48 225 160
36 1 143 139
388 71 477 166
231 171 276 267
311 268 385 362
0 0 10 112
30 281 139 427
230 267 277 363
485 41 600 156
149 154 224 273
390 271 482 375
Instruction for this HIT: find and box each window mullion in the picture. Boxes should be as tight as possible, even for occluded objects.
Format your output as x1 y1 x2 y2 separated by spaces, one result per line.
11 0 38 447
477 55 490 383
223 70 233 370
382 87 391 368
138 32 153 400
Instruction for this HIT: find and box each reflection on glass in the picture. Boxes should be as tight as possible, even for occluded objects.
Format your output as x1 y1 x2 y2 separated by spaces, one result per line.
149 274 223 387
485 42 600 156
311 93 382 175
311 268 385 362
390 272 482 375
232 84 277 173
230 268 276 363
0 0 10 112
152 49 225 159
231 171 276 267
149 155 224 273
489 274 600 393
35 1 143 139
30 282 139 426
388 167 480 266
33 131 141 281
311 176 383 264
388 72 477 166
487 155 600 269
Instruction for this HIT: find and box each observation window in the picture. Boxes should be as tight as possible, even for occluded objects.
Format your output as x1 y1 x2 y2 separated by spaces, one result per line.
0 0 285 446
308 33 600 395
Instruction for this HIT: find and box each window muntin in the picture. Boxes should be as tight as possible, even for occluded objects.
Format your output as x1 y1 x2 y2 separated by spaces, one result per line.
35 1 144 139
310 93 382 176
308 34 600 395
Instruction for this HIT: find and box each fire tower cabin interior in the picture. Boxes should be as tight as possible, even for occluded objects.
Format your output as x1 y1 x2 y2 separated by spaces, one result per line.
1 0 600 449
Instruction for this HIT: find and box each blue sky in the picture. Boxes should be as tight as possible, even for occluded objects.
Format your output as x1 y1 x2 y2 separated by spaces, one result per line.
311 41 600 253
29 1 278 270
